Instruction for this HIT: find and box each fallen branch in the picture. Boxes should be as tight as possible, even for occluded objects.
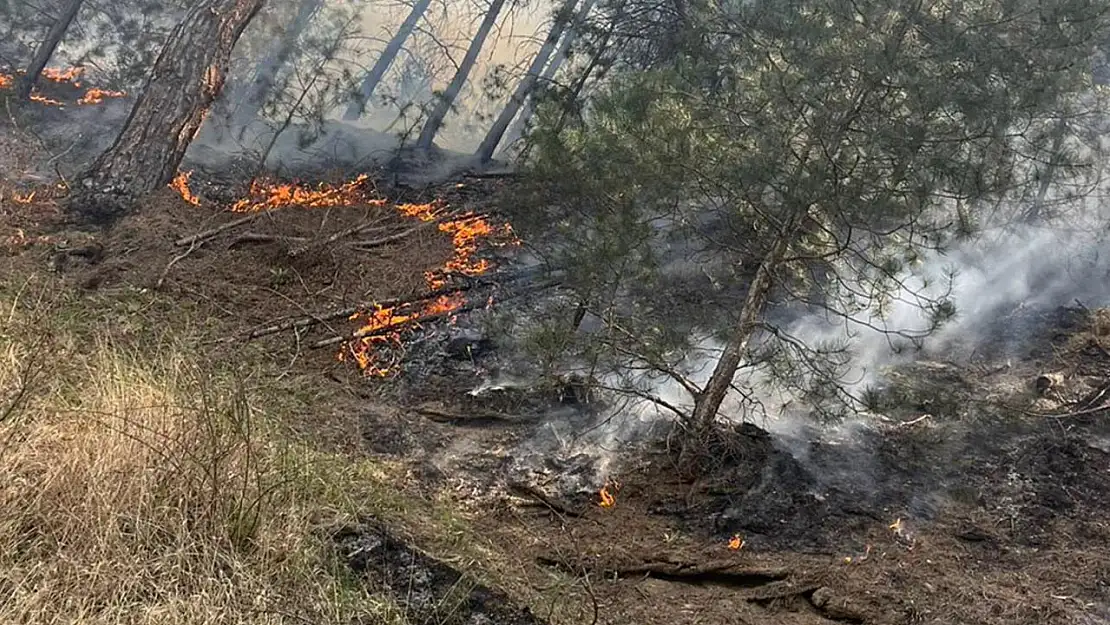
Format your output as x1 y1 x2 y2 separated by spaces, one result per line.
287 214 394 258
536 555 790 587
311 301 486 349
227 232 309 248
349 219 440 251
311 279 562 349
506 481 586 518
238 282 479 342
416 405 525 425
174 211 267 247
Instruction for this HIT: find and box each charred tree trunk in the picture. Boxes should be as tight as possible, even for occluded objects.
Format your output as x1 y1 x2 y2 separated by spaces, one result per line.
233 0 322 126
71 0 264 223
343 0 433 121
415 0 507 151
499 0 593 156
16 0 85 101
475 0 581 163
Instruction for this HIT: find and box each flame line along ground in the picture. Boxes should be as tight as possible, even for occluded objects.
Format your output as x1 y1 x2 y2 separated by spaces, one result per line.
311 278 562 349
234 281 486 343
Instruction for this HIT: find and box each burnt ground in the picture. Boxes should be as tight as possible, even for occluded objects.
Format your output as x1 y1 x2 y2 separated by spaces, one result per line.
4 169 1110 625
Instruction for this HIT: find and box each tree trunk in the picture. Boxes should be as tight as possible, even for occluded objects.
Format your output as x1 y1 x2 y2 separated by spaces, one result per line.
681 226 794 464
72 0 264 223
499 0 593 156
343 0 433 121
16 0 85 101
474 0 582 163
415 0 507 151
233 0 322 126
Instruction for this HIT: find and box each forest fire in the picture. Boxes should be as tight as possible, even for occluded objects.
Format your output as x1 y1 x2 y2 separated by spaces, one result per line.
229 174 385 212
0 66 126 107
169 170 517 377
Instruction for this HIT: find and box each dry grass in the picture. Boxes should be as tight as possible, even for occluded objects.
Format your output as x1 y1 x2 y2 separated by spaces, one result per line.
0 276 406 624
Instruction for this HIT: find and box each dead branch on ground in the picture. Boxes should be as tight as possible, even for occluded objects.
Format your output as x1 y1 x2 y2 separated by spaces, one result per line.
506 481 587 518
536 555 791 586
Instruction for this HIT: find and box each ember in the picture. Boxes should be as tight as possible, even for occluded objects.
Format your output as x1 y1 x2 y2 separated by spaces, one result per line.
728 534 745 550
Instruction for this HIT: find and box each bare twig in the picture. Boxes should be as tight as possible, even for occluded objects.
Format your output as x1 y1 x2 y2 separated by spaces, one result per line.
349 219 441 251
286 214 394 257
175 211 268 247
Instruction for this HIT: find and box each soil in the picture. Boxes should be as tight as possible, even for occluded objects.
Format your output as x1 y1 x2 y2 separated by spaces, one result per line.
3 161 1110 625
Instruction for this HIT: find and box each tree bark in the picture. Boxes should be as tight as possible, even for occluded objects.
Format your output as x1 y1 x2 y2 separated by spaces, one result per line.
474 0 581 163
683 225 794 460
415 0 508 151
17 0 85 101
343 0 433 121
499 0 593 156
233 0 323 126
71 0 264 223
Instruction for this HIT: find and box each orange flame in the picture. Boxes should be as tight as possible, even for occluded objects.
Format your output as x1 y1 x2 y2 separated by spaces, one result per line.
41 66 84 84
78 87 126 105
230 174 384 212
598 478 620 508
29 93 64 107
11 191 36 204
0 74 11 89
728 534 745 550
170 171 201 205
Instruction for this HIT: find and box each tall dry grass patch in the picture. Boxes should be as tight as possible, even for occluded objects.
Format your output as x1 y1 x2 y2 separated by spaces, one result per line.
0 278 400 624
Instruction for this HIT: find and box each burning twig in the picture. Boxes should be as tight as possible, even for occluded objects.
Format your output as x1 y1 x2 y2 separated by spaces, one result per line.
238 282 481 342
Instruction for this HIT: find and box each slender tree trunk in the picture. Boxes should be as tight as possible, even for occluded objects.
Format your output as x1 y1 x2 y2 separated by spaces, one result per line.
72 0 264 223
499 0 593 156
415 0 508 151
343 0 433 121
1023 119 1068 224
680 225 795 465
475 0 581 163
233 0 322 126
16 0 84 101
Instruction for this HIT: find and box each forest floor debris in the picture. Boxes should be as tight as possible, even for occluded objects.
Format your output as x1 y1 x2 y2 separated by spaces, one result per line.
3 169 1110 625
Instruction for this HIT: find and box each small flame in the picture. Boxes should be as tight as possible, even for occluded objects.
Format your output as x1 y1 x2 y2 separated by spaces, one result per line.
41 66 84 83
29 92 64 107
728 534 745 550
598 478 620 508
0 74 11 89
12 191 36 204
78 87 126 105
170 171 201 205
